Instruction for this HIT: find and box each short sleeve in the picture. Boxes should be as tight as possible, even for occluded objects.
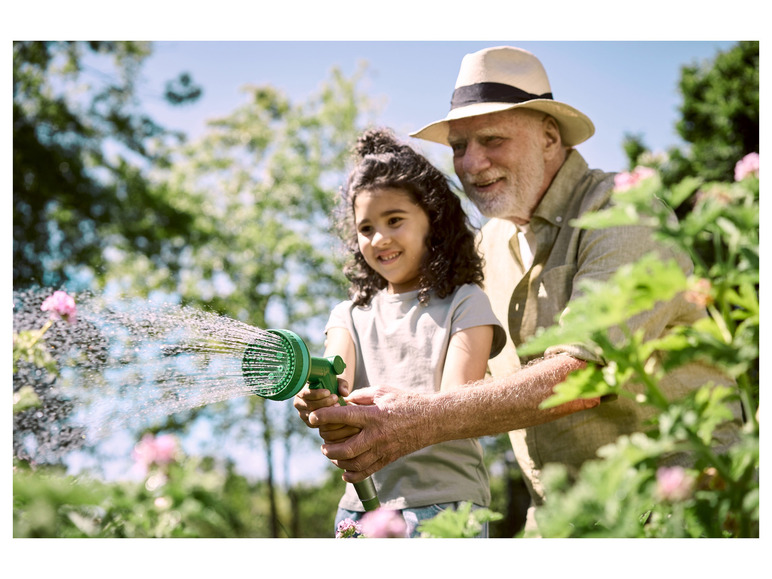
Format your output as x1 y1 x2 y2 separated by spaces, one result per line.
325 300 354 333
450 285 507 359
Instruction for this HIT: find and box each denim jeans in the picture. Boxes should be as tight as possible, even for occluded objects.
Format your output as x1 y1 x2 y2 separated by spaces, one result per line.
335 502 489 538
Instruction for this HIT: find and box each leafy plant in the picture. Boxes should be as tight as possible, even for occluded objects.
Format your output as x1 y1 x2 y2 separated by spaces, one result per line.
417 502 503 538
519 157 758 537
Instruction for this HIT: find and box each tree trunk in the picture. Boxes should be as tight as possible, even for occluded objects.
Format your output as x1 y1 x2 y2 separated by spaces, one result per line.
260 399 280 537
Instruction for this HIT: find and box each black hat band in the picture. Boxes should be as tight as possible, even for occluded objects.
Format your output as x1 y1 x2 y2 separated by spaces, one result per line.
451 82 553 109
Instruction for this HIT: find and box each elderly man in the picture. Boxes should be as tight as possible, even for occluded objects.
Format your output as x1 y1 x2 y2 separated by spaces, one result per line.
295 46 741 534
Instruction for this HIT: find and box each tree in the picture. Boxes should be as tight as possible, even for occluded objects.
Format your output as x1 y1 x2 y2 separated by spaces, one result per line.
13 41 205 289
621 42 759 186
674 40 759 182
14 42 379 536
13 41 210 484
100 66 377 536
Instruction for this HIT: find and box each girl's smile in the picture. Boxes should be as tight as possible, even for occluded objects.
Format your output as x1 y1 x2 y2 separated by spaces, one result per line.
354 186 431 294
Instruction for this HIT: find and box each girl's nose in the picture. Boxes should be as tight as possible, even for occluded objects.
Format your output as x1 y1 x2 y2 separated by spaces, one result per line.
372 230 390 247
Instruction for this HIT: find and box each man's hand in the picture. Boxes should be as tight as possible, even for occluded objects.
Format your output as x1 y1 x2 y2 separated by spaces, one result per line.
309 386 433 483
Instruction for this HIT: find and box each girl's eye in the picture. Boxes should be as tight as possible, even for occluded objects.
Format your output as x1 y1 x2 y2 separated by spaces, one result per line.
388 216 403 226
357 225 372 235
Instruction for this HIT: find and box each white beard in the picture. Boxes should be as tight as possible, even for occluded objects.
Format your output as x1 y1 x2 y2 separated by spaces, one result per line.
465 146 545 222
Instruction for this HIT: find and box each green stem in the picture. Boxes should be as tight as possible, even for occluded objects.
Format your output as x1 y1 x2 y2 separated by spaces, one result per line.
599 329 668 409
28 319 53 349
627 346 669 410
685 429 733 482
621 336 738 484
706 303 732 343
736 372 758 429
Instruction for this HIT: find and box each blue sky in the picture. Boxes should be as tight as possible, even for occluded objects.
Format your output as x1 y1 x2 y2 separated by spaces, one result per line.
137 40 736 175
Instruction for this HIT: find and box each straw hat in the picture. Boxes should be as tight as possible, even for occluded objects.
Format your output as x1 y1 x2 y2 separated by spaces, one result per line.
410 46 595 147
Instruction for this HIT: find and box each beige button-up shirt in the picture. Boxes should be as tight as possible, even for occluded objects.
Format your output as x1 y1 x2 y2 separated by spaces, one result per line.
479 150 741 507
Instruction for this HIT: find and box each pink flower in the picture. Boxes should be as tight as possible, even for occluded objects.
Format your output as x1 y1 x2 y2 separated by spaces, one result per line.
734 152 759 181
656 466 694 502
132 433 179 469
694 184 733 207
614 166 657 192
40 290 77 324
684 278 713 308
335 518 364 538
360 509 407 538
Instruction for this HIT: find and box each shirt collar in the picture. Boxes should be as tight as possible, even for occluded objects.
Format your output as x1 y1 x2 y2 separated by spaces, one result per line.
532 150 589 227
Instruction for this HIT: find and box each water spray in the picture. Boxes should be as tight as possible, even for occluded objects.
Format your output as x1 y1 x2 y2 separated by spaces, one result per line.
242 329 380 512
13 289 380 512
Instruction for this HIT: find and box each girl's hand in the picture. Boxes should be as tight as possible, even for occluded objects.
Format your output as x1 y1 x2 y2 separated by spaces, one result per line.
293 378 361 442
294 385 339 427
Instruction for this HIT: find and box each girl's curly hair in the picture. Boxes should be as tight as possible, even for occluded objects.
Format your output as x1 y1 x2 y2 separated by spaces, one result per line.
337 127 484 306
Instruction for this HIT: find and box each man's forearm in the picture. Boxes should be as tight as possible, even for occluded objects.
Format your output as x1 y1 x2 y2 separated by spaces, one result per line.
313 354 598 483
423 354 596 445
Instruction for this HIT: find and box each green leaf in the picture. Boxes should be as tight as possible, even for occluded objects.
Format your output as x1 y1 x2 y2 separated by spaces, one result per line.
668 176 703 208
518 255 688 357
540 364 616 409
571 203 646 230
13 385 42 413
417 502 503 538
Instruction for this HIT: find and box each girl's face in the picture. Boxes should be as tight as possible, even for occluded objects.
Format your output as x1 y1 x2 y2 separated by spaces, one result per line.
354 186 431 294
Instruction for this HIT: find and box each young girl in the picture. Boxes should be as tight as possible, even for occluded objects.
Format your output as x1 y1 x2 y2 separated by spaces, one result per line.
295 128 505 537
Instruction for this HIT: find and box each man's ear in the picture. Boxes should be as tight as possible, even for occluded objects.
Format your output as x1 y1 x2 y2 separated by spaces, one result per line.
542 115 562 158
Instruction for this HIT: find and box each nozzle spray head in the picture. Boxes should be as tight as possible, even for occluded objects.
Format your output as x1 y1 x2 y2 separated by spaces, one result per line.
242 329 345 401
242 328 380 511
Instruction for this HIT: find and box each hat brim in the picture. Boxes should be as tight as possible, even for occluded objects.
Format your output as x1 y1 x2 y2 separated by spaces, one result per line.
410 99 595 148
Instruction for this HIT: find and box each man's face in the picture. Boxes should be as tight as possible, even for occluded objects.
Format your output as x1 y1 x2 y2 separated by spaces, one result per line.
448 108 547 225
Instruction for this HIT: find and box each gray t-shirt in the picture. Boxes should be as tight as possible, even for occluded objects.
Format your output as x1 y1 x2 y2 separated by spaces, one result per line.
326 283 505 510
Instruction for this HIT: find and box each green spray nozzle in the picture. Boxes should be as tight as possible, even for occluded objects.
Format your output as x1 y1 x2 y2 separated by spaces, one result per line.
242 328 380 511
241 329 344 401
308 352 347 396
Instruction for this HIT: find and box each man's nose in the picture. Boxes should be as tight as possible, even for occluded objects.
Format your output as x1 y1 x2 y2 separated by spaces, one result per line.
459 142 491 175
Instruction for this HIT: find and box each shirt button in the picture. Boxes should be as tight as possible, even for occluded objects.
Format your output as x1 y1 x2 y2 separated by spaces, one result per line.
556 216 563 223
